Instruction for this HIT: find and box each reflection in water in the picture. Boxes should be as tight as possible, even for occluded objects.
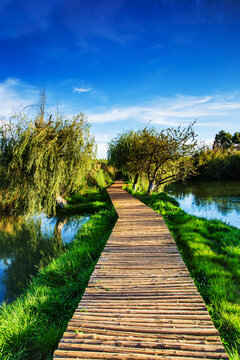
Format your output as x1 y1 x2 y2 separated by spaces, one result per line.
0 214 89 304
165 180 240 229
34 213 89 244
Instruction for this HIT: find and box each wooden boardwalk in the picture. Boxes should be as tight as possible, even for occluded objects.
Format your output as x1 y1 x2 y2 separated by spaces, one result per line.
54 181 228 360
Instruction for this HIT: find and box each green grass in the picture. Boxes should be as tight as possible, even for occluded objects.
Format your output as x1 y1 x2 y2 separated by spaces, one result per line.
0 190 117 360
64 189 112 214
127 185 240 359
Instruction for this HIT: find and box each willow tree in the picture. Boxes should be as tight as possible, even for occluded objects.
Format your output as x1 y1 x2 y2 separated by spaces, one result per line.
108 130 145 189
0 112 96 215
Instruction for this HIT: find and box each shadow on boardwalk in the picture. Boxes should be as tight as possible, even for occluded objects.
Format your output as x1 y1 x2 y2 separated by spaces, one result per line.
54 180 228 359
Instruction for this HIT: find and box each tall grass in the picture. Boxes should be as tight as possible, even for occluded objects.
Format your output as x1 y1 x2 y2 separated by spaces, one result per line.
0 191 117 359
127 185 240 359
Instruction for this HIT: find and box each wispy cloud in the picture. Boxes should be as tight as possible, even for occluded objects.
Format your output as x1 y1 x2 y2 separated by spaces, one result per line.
94 133 112 158
0 78 38 119
87 93 240 129
1 78 240 159
73 87 91 93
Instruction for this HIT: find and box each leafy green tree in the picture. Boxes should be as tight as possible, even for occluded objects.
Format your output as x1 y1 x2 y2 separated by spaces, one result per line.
0 103 96 215
108 124 198 194
137 125 197 193
213 130 233 149
232 132 240 150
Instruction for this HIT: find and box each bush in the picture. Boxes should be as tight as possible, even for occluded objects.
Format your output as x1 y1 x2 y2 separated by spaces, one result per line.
195 149 240 180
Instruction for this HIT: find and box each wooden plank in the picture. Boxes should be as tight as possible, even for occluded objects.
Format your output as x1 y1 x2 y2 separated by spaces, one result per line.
53 180 228 360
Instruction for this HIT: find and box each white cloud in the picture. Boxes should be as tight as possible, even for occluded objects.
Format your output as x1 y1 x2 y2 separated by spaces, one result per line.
94 133 112 159
97 143 108 159
1 78 239 159
73 87 90 93
87 93 240 128
94 133 111 143
0 78 37 119
198 138 215 148
87 93 240 158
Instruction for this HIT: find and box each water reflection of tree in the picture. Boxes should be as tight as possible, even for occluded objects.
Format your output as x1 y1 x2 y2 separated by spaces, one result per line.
0 218 65 303
54 217 68 240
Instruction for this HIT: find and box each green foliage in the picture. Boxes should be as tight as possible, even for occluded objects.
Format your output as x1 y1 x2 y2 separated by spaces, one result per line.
194 148 240 180
0 190 117 360
108 130 143 181
213 130 240 151
232 132 240 149
129 187 240 359
137 125 198 193
108 124 198 193
0 112 96 216
86 161 115 189
214 130 233 149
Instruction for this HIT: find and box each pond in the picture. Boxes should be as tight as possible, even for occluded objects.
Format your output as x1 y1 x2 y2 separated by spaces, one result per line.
165 180 240 229
0 213 89 304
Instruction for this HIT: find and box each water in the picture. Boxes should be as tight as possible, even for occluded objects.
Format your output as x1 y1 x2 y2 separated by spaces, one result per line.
165 180 240 229
0 213 89 304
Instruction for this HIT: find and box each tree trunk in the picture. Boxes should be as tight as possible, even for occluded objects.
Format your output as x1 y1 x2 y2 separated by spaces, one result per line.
56 194 67 208
54 217 68 244
132 173 139 191
147 181 154 194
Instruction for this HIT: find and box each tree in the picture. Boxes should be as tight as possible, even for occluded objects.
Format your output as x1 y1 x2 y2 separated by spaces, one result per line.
232 132 240 150
0 98 96 215
213 130 233 150
137 124 197 193
108 123 198 194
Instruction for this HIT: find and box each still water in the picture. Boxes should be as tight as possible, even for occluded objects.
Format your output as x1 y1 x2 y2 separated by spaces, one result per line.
0 214 89 304
165 181 240 228
165 180 240 229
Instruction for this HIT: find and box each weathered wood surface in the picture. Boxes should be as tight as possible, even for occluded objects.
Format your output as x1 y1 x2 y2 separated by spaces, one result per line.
54 181 228 359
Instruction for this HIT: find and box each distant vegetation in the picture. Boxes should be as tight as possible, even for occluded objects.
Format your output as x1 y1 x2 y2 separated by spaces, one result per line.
194 130 240 180
194 148 240 180
213 130 240 150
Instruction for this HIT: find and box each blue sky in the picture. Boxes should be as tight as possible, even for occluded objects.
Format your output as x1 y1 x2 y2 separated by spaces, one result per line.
0 0 240 157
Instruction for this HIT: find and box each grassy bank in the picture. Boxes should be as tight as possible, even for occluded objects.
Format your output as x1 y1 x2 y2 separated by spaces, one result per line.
127 185 240 359
64 188 112 214
0 189 117 360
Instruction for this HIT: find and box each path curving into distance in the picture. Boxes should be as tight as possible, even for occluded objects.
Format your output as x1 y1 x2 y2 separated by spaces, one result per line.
54 180 228 360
